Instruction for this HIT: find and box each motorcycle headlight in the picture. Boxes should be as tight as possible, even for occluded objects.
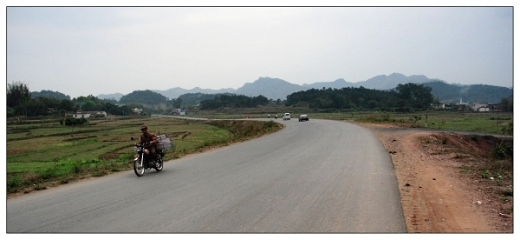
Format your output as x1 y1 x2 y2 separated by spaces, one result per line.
134 146 141 153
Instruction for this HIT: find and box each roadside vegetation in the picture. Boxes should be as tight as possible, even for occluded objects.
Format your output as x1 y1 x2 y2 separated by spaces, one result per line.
424 132 513 195
322 111 513 135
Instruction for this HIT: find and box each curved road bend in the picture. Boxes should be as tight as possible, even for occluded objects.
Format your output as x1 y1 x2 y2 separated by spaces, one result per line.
7 118 406 233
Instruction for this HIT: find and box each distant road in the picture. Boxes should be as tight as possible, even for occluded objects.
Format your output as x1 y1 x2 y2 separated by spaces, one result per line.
7 118 406 233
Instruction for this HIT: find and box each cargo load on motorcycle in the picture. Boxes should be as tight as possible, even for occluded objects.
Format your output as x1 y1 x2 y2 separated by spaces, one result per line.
156 134 174 150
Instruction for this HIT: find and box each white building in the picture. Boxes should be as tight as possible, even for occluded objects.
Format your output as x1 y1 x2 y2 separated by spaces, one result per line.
72 111 107 119
470 103 489 112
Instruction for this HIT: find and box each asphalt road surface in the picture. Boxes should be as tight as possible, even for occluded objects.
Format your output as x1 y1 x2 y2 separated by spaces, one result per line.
7 118 407 233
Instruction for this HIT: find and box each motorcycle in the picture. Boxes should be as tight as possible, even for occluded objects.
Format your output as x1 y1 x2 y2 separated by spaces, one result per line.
131 137 164 177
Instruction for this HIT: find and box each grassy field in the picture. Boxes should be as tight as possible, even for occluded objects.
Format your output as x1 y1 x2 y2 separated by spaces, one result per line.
6 116 283 194
312 111 513 135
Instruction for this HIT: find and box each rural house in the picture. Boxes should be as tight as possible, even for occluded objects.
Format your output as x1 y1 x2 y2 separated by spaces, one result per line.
470 103 489 112
171 108 186 115
72 111 107 119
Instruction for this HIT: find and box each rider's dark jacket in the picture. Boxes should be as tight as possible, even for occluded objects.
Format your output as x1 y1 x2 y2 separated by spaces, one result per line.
139 132 157 153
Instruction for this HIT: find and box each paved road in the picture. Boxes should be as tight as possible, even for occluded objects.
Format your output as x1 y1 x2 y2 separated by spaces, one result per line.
7 118 406 233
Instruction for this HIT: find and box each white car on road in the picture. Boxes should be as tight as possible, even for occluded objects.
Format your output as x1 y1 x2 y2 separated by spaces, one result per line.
283 113 291 120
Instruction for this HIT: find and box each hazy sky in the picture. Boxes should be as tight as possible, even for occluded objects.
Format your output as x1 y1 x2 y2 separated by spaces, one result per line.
5 3 514 98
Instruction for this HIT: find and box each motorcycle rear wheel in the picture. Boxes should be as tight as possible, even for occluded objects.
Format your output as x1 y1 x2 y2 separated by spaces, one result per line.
155 155 163 172
134 157 145 177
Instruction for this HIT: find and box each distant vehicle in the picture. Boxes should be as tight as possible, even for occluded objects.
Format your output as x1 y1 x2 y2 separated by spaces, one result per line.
299 114 309 122
283 113 291 120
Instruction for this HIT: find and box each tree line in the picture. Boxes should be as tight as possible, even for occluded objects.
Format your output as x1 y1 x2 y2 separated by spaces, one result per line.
286 83 435 112
7 83 252 117
7 81 512 118
6 82 140 118
199 94 269 109
423 81 513 104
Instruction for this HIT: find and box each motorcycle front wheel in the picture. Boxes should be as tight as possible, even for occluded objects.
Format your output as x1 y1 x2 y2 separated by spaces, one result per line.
134 157 145 177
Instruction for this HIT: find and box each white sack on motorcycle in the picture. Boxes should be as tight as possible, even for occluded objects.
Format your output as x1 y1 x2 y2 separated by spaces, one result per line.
156 134 174 150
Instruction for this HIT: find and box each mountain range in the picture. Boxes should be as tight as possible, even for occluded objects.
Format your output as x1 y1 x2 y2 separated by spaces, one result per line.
97 73 512 104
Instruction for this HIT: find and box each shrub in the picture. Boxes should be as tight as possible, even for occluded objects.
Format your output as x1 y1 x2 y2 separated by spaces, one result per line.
492 141 513 160
503 189 513 197
470 135 480 142
501 122 513 135
7 176 22 193
72 161 82 174
61 117 89 126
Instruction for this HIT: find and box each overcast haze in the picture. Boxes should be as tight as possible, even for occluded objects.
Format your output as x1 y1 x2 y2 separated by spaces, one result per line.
6 5 514 98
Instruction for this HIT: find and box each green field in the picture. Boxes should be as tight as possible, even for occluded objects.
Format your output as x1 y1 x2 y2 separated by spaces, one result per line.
6 116 282 194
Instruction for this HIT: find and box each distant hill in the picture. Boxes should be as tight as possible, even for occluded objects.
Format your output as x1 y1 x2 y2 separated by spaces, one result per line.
93 73 511 104
358 73 440 89
235 77 308 100
119 90 168 105
238 75 511 103
31 90 71 100
302 73 440 90
153 87 236 99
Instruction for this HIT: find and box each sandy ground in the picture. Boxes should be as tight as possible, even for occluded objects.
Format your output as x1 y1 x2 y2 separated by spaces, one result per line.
360 122 513 233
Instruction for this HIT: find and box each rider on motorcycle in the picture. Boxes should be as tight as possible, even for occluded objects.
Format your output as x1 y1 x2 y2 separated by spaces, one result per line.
137 125 158 161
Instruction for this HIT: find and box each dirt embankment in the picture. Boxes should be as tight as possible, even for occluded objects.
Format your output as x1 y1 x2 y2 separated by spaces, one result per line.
360 123 513 233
